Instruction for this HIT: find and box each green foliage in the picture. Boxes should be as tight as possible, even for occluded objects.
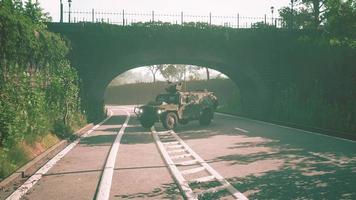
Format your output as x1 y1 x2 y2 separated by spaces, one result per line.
131 20 230 30
0 0 85 179
279 0 356 47
271 84 356 133
279 6 314 29
251 22 277 29
0 145 27 179
159 64 186 82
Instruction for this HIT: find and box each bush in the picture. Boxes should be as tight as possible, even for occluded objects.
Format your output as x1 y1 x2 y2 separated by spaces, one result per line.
0 0 86 179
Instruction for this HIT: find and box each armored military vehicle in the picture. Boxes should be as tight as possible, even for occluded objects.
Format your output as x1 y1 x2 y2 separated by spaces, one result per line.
134 82 218 130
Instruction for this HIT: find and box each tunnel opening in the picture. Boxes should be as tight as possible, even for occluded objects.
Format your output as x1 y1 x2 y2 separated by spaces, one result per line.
104 64 242 116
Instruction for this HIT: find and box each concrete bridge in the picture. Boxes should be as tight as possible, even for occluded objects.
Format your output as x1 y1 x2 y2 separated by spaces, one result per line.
47 23 355 123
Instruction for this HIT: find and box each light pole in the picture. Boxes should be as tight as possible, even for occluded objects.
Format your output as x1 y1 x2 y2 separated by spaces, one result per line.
60 0 63 23
270 6 274 25
68 0 72 23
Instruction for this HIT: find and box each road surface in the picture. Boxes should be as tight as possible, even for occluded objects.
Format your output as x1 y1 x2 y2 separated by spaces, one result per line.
4 105 356 200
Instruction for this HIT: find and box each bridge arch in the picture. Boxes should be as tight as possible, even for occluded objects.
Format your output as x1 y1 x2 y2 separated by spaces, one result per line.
48 23 305 122
89 53 269 122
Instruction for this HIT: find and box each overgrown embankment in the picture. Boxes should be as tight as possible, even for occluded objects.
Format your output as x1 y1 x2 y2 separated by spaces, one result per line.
0 1 85 180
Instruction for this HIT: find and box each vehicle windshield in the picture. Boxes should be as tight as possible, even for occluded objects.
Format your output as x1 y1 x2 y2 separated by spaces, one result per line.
156 94 168 102
155 94 179 104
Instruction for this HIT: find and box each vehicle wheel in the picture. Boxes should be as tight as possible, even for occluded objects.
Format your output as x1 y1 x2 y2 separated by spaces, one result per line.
140 117 155 128
162 112 178 130
179 119 189 125
199 109 213 126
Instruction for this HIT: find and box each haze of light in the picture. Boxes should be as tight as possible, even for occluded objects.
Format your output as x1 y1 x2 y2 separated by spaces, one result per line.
110 67 227 86
39 0 290 22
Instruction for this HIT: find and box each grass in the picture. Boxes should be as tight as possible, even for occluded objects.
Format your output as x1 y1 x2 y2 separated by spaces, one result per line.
197 189 230 200
0 116 86 181
0 133 59 180
189 181 231 199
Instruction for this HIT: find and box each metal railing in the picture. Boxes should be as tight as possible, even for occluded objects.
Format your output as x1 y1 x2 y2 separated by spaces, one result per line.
62 9 284 28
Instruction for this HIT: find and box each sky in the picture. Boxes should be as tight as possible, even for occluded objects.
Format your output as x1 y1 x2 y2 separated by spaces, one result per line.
110 66 226 85
39 0 291 23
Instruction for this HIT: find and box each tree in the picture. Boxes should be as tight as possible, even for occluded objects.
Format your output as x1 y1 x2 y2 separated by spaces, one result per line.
147 65 162 82
159 64 186 82
279 6 313 29
278 0 327 29
205 67 210 80
279 0 356 47
302 0 327 28
24 0 51 24
186 65 200 80
325 0 356 44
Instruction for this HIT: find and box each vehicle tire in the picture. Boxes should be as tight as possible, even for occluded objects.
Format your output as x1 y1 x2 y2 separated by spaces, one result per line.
179 119 189 125
162 112 178 130
140 117 155 128
199 109 213 126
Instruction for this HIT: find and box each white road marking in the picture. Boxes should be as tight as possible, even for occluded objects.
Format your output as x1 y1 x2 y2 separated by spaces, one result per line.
216 113 355 143
181 166 205 175
151 127 196 200
168 130 248 200
6 111 114 200
191 175 215 183
95 109 130 200
235 127 249 133
152 128 248 200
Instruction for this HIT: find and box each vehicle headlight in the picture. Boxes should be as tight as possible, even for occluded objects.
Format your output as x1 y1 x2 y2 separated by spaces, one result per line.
157 109 163 114
138 108 143 114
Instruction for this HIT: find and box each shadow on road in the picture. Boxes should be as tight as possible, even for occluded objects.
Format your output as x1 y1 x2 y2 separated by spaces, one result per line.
80 135 116 146
169 115 356 199
207 133 356 199
119 118 154 145
114 183 181 199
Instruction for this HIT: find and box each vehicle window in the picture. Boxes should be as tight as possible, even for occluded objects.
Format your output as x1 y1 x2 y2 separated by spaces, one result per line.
156 94 168 102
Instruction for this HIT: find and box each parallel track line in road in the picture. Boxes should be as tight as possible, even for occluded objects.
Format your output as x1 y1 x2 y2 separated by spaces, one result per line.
151 127 248 200
6 111 114 200
151 127 196 199
95 109 130 200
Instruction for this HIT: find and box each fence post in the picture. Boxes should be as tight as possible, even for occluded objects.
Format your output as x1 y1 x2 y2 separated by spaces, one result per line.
209 12 212 26
264 14 267 24
122 9 125 26
181 11 183 25
68 2 71 23
92 9 94 23
60 1 63 23
152 10 154 22
237 13 239 28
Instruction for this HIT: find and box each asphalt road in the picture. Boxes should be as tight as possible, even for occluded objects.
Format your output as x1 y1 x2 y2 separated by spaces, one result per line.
6 105 356 200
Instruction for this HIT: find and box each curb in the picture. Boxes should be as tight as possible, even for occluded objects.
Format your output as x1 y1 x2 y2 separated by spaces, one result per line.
0 123 93 199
